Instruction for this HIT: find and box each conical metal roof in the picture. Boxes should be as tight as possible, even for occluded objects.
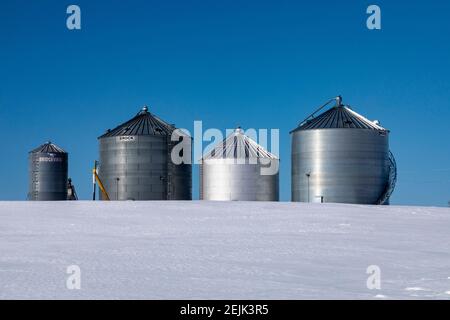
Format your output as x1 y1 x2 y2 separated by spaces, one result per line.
291 97 387 133
202 127 278 160
29 142 66 154
98 106 176 138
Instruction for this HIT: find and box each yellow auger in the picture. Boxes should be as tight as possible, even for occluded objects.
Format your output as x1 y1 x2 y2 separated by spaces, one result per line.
92 160 110 200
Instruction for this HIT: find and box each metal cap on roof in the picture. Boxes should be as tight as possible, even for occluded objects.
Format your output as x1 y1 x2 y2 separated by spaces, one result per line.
203 127 278 160
291 96 388 133
29 142 67 154
98 106 176 138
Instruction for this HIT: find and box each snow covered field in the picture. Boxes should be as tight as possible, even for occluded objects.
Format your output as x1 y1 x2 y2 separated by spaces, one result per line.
0 201 449 300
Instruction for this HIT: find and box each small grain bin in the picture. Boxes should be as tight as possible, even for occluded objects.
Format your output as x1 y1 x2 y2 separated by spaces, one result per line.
200 127 279 201
28 142 68 201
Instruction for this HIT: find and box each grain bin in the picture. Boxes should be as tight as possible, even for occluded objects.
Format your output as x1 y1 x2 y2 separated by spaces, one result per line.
28 142 68 201
290 96 396 205
200 127 279 201
98 106 192 200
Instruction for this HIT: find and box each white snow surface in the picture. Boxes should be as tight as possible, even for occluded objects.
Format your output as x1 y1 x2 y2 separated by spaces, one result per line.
0 201 449 300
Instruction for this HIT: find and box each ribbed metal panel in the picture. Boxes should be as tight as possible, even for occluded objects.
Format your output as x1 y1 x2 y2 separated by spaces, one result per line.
99 106 173 137
203 128 278 160
28 142 68 201
167 136 192 200
292 129 390 204
98 106 191 201
292 105 386 131
200 128 279 201
291 98 392 205
201 159 279 201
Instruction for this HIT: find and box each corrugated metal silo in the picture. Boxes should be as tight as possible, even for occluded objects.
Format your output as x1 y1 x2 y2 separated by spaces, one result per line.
28 142 68 201
98 106 192 200
200 128 279 201
291 96 396 205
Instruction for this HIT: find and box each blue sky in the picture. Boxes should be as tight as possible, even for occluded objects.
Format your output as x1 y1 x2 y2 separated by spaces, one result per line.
1 0 449 206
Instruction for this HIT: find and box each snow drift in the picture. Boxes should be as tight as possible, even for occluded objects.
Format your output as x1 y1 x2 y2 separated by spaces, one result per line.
0 201 449 299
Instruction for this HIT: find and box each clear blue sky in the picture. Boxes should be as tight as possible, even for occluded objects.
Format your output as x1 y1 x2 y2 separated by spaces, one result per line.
1 0 449 206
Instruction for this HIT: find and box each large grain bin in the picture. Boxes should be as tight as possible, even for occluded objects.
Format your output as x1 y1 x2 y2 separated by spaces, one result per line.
28 142 68 201
98 106 192 200
290 96 396 205
200 127 279 201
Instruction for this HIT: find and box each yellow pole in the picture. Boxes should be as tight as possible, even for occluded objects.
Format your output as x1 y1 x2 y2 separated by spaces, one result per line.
93 167 110 200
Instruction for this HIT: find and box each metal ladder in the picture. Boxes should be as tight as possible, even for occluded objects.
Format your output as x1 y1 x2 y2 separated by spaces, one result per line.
377 151 397 205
